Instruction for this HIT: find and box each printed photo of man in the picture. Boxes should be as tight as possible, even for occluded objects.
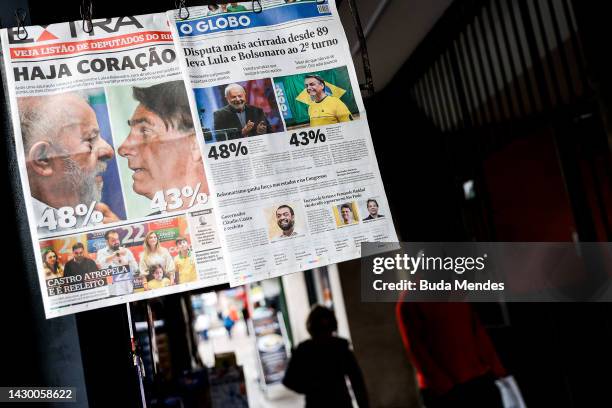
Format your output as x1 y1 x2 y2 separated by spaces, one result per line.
96 229 138 296
304 74 353 127
276 204 298 238
213 83 272 140
117 81 208 213
63 242 98 279
339 203 358 225
19 92 121 232
364 199 385 220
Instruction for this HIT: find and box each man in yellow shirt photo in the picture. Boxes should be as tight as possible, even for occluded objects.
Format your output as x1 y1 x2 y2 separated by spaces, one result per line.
174 237 197 284
304 74 353 127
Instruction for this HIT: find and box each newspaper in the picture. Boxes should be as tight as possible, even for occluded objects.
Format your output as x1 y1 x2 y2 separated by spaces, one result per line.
0 13 226 318
169 0 398 285
1 2 398 317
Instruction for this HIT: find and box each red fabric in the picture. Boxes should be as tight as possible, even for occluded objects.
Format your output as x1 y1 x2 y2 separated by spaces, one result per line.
395 293 506 396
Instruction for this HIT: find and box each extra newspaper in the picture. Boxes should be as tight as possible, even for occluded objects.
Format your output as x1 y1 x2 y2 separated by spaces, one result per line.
1 13 226 318
169 0 398 286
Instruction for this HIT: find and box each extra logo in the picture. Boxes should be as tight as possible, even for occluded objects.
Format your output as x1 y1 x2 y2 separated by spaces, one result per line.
8 17 144 44
36 25 59 42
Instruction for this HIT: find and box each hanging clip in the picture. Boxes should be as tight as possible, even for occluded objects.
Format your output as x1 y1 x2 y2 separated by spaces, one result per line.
14 8 28 41
252 0 262 13
80 0 94 34
175 0 190 20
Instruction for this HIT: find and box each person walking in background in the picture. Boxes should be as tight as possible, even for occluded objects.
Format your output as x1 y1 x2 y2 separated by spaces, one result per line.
236 288 251 335
283 305 369 408
194 312 210 342
223 312 235 339
241 303 250 336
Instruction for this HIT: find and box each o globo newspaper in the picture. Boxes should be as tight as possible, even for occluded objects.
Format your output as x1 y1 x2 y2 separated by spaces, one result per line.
1 0 397 318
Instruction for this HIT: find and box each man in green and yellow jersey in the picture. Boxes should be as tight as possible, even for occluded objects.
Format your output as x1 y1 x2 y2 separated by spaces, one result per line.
304 74 353 127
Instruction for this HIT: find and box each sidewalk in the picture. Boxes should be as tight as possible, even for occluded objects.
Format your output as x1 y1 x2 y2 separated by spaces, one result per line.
197 320 304 408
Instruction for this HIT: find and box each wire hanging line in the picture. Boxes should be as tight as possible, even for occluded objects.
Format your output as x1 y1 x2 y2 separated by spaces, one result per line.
80 0 94 34
252 1 262 14
175 0 190 20
14 8 28 40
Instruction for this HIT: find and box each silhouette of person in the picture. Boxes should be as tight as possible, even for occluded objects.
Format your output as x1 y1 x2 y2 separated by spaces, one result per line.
283 305 369 408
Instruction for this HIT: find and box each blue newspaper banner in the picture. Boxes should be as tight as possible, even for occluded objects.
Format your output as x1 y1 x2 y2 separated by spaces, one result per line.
176 2 332 38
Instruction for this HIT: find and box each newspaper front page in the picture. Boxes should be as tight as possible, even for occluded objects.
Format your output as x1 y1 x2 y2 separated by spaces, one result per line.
169 0 398 285
1 13 226 318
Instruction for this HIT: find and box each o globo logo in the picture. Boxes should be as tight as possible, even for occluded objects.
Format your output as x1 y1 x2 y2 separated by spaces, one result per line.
179 15 251 35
